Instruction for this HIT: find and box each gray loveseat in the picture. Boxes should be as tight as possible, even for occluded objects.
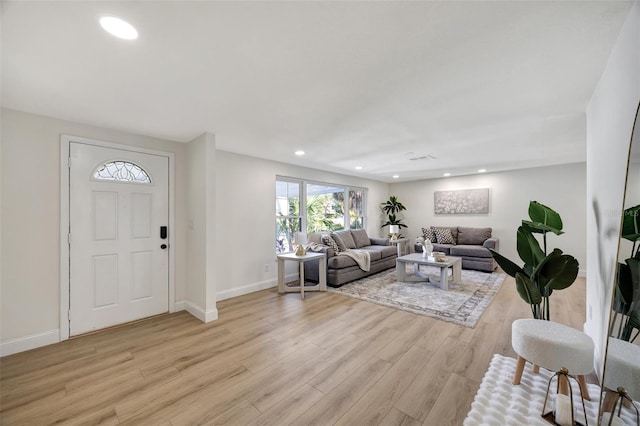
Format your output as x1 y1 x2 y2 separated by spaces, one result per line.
304 229 397 286
414 226 499 272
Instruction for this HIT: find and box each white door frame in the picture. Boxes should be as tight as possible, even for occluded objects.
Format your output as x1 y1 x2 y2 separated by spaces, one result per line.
59 134 176 341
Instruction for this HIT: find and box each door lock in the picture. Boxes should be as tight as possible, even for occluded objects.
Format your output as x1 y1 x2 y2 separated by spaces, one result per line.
160 244 168 249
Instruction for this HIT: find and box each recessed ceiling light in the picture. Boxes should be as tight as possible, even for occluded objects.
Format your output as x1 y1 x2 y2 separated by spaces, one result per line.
100 16 138 40
392 175 399 179
443 173 451 177
355 166 363 170
478 169 487 173
294 150 305 156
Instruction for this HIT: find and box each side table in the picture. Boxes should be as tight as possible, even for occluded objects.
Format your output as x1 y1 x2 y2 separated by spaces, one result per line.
277 252 327 300
390 238 409 256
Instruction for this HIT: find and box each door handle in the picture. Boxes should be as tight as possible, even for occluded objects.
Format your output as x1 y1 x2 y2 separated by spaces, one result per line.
161 244 168 249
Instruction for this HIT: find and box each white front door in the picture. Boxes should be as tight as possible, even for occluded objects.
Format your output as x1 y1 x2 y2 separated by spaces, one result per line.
69 142 169 336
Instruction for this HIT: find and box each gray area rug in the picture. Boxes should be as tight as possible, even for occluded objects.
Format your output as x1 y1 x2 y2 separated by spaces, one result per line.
329 265 505 328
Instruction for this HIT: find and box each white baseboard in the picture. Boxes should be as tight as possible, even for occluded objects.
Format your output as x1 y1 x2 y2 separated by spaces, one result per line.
216 274 297 301
173 300 186 312
0 329 60 357
184 301 218 323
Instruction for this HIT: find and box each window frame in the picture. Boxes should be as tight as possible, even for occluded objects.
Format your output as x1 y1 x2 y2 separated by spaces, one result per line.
276 176 367 247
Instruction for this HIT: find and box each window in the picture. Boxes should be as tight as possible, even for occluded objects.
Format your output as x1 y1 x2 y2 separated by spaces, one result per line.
276 177 367 252
276 180 301 253
306 184 344 233
93 161 151 184
349 189 365 230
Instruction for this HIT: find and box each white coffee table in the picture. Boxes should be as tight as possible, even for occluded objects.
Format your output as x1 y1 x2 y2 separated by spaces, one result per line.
396 253 462 290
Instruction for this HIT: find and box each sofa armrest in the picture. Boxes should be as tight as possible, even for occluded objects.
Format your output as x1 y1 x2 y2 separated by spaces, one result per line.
309 244 335 258
369 237 390 246
483 237 499 251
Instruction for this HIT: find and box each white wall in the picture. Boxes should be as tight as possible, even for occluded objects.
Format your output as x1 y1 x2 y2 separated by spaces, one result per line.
585 0 640 378
185 132 218 321
389 163 587 275
213 150 390 300
0 108 189 351
185 134 207 315
0 107 389 352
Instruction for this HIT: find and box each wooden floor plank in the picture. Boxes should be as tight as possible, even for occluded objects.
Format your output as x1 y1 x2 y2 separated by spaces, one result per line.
421 373 480 426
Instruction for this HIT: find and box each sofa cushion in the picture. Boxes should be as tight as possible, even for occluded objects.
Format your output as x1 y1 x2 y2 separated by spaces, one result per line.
356 247 382 261
432 226 458 243
362 245 398 259
421 227 436 243
450 245 492 258
433 244 453 254
351 229 371 248
332 230 357 250
433 227 455 244
322 234 341 253
458 227 492 245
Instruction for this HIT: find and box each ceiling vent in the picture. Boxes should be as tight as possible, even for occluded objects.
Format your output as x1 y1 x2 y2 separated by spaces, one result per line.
405 152 436 161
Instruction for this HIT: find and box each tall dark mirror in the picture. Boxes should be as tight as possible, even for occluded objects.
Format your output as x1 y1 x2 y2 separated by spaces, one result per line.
599 102 640 425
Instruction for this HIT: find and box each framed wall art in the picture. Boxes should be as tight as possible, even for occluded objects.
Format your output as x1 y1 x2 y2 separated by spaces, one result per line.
434 188 490 214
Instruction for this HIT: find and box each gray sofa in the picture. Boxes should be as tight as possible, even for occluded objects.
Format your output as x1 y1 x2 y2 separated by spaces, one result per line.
304 229 397 286
414 226 499 272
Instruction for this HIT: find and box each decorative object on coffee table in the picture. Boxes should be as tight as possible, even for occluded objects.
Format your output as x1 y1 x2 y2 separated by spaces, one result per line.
416 236 433 258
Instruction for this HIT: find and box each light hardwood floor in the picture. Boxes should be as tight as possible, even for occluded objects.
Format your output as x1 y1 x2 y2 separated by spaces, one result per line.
0 274 586 425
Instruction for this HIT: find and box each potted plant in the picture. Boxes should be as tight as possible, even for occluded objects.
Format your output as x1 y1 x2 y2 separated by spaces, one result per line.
380 196 407 238
610 204 640 341
489 201 579 321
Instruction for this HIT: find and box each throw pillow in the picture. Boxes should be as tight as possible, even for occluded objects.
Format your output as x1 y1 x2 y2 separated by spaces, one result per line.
332 230 357 249
332 231 356 249
421 227 436 243
321 234 341 253
433 227 455 244
351 229 371 248
432 226 458 243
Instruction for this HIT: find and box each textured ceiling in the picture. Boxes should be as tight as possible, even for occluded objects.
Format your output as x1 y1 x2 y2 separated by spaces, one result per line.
1 1 633 182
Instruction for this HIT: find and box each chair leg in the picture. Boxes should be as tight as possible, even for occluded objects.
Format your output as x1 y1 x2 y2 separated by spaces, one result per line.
532 363 540 374
513 356 526 385
577 375 591 401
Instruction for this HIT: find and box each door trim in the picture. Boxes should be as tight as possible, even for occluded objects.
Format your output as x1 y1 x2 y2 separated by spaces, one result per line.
60 134 176 341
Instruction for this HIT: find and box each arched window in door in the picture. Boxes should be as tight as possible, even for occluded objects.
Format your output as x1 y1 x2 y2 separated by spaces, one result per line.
93 160 151 183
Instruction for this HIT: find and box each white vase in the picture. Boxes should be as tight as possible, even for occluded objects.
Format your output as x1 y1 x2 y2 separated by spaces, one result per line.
424 241 433 255
421 242 433 258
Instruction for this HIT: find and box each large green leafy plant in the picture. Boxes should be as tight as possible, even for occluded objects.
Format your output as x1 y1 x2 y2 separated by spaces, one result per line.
610 204 640 342
490 201 579 320
380 196 407 235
